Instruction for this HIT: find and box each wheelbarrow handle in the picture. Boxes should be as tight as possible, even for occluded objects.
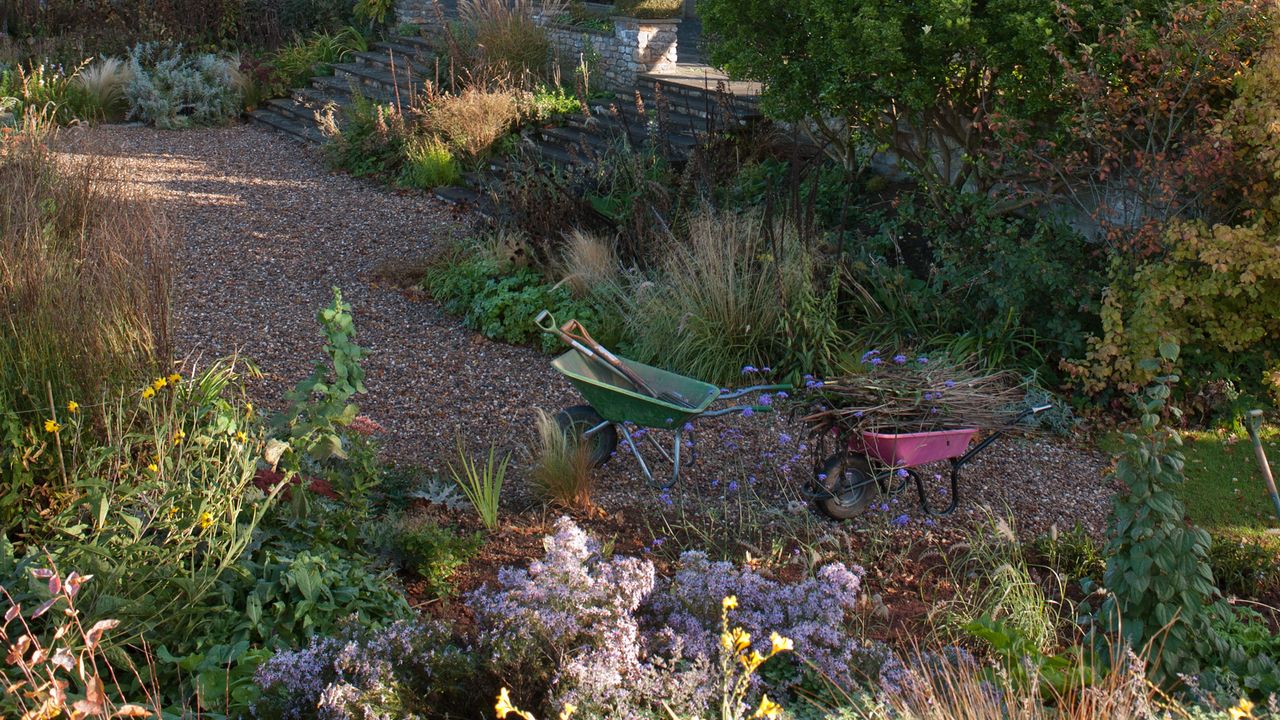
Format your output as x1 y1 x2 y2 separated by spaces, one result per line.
1244 409 1280 524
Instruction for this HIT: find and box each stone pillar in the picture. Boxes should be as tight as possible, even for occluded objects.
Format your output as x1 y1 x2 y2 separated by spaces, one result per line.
611 17 680 86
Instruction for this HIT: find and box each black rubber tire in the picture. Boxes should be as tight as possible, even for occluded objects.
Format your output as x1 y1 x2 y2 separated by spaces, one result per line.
554 405 618 468
815 452 879 520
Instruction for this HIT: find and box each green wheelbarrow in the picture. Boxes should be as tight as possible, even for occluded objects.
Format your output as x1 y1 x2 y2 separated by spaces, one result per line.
537 312 789 489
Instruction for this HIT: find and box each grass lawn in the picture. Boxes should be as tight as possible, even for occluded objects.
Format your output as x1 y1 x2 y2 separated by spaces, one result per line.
1179 426 1280 545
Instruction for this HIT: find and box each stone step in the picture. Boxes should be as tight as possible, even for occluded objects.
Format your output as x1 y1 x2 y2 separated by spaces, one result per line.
249 108 326 145
352 48 437 80
331 62 424 102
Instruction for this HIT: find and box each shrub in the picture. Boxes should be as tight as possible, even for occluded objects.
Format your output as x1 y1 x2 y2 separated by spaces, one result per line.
398 136 461 188
530 409 594 510
613 0 681 18
124 43 243 129
1206 536 1279 599
612 211 815 385
322 91 410 179
1031 524 1106 583
389 515 483 597
424 86 520 161
527 84 583 120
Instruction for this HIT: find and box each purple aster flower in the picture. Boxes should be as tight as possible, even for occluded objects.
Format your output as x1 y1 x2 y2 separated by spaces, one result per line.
762 366 772 373
727 480 739 492
659 492 673 506
944 380 956 388
893 354 908 365
917 356 929 364
891 514 910 526
742 365 758 374
860 350 880 362
877 502 890 512
854 411 864 418
779 433 792 444
896 468 909 478
775 391 789 399
683 422 694 432
742 408 754 417
870 358 884 366
758 394 773 405
924 518 937 527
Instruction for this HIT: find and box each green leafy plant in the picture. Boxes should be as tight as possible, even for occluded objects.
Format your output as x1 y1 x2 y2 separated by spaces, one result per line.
965 616 1097 699
354 0 395 28
269 287 369 473
448 436 509 531
1206 534 1279 599
1093 343 1234 686
272 26 368 88
390 515 483 597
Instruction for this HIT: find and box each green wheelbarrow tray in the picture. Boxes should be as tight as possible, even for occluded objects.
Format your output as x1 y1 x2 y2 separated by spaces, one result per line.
551 350 719 428
549 350 791 489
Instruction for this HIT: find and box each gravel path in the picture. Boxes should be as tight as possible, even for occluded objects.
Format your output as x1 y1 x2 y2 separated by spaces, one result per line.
63 123 1118 538
67 123 578 474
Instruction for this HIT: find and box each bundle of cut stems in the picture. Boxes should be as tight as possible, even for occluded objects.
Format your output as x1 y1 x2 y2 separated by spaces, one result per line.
799 351 1026 436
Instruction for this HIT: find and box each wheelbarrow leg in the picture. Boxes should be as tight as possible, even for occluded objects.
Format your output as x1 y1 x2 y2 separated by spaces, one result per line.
914 463 961 516
618 425 685 490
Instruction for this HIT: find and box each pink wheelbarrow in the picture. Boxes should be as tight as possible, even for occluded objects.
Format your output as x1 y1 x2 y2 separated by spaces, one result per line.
809 405 1051 520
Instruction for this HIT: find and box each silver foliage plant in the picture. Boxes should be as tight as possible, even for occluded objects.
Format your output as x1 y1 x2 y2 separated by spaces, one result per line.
125 43 243 129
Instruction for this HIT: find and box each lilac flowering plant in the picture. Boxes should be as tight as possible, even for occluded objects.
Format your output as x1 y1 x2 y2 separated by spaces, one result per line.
253 619 475 720
642 550 865 686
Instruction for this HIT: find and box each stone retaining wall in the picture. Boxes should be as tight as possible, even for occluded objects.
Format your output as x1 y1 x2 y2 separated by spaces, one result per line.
540 17 678 89
393 0 680 91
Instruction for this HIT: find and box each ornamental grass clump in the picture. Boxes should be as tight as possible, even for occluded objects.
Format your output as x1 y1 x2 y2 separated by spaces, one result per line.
530 409 596 510
0 124 171 417
799 352 1026 436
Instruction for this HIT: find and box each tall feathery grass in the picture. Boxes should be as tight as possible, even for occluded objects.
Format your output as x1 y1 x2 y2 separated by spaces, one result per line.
613 211 813 385
0 123 171 415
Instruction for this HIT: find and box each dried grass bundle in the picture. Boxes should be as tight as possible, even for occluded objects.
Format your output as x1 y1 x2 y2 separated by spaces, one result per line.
800 351 1026 435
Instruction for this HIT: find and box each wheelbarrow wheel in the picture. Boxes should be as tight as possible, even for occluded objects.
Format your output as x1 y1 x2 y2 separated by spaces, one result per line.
815 452 878 520
554 405 618 467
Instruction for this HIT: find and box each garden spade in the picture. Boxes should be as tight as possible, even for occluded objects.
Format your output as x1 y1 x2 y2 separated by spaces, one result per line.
1244 409 1280 532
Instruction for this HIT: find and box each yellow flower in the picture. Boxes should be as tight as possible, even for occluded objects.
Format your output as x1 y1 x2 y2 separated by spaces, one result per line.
494 688 535 720
558 705 577 720
769 632 794 655
167 507 178 516
66 401 79 414
721 627 751 654
199 512 214 530
167 372 181 385
151 377 167 391
1229 698 1256 720
722 595 739 611
141 387 156 400
740 649 767 671
44 419 62 433
234 431 248 443
753 695 782 719
245 402 254 418
172 429 186 446
147 463 159 473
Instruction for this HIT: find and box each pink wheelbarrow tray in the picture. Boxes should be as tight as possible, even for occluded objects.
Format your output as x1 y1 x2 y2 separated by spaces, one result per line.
809 405 1052 520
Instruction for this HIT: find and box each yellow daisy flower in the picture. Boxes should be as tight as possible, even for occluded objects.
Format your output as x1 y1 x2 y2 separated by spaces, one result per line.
234 431 248 443
151 377 167 391
141 387 156 400
66 401 79 414
44 419 62 433
167 372 182 385
172 429 186 445
147 463 159 473
199 512 214 530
